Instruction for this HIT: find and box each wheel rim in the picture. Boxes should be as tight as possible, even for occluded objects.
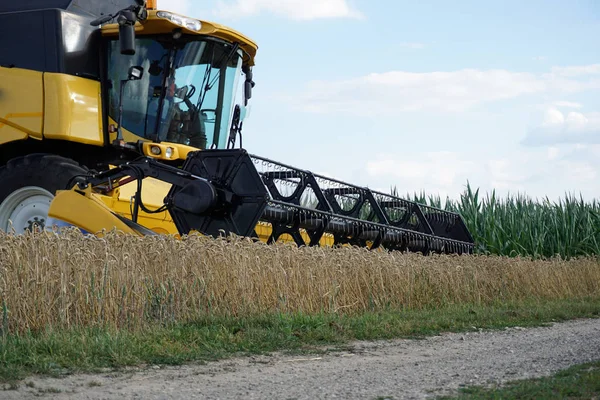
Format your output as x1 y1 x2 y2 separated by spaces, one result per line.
0 186 54 234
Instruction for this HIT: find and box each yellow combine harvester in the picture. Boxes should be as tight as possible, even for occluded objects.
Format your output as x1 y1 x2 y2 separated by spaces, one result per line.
0 0 475 254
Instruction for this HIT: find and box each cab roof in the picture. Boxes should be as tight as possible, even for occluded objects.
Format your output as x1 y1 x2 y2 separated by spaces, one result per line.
100 9 258 66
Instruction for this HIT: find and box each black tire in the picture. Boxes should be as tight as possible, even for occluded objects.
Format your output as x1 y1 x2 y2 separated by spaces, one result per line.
0 154 89 233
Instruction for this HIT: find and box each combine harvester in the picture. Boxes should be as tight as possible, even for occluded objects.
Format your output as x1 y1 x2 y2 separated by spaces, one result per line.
0 0 474 255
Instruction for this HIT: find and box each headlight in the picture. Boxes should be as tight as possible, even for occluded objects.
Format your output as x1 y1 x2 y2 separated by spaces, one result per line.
150 145 161 155
156 11 202 32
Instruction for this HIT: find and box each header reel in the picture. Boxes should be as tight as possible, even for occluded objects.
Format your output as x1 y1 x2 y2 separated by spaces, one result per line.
73 149 475 255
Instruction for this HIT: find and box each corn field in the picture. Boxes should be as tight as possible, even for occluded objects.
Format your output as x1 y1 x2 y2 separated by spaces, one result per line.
398 183 600 259
1 229 599 335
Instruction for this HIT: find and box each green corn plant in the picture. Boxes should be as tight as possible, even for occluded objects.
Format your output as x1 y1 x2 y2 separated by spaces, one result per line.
389 182 600 259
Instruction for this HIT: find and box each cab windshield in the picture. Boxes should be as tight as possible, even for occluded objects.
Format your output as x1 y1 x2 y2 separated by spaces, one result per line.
107 36 242 149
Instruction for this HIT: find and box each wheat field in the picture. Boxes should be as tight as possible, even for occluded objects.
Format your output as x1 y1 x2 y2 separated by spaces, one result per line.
1 229 599 335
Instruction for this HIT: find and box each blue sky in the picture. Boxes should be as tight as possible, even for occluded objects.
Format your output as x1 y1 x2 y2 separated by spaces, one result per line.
166 0 600 202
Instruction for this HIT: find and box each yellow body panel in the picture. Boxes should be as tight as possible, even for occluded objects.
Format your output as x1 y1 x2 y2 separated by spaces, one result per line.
0 67 44 142
101 10 258 65
48 189 141 236
0 123 30 145
43 73 104 145
100 178 179 235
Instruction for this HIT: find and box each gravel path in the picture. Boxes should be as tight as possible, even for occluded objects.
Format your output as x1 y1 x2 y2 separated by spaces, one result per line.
4 318 600 399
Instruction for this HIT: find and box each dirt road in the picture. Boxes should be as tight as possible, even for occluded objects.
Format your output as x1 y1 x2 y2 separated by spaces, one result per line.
4 318 600 399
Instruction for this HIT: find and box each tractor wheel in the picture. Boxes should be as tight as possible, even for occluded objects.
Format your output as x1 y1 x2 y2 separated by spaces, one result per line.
0 154 89 233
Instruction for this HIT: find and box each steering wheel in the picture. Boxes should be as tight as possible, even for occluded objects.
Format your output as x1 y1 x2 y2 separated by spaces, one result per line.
174 84 196 103
201 109 217 123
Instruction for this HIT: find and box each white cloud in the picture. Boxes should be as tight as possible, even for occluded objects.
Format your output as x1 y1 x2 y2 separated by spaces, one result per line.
486 152 598 197
550 64 600 77
214 0 364 20
562 160 597 182
296 69 545 115
547 146 560 160
553 101 583 109
523 107 600 146
542 107 566 126
486 158 531 192
366 152 480 199
399 42 426 49
291 64 600 116
364 146 600 201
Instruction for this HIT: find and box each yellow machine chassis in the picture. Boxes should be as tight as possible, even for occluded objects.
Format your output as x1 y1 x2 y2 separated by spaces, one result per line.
0 3 261 240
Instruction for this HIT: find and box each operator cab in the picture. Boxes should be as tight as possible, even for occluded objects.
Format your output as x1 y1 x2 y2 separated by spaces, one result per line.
98 4 257 157
107 35 243 150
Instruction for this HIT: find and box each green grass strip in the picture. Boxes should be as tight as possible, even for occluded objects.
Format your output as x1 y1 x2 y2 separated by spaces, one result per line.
440 361 600 399
0 298 599 383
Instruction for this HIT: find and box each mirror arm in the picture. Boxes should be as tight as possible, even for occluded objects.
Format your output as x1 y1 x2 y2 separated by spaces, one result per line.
115 67 144 143
117 79 129 141
227 105 242 149
91 3 148 55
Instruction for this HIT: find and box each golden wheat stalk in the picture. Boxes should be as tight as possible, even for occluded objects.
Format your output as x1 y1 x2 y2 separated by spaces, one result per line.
1 228 599 335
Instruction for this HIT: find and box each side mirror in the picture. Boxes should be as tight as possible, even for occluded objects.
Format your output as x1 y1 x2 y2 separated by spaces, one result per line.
242 65 255 106
128 66 144 80
244 81 253 105
118 10 137 55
